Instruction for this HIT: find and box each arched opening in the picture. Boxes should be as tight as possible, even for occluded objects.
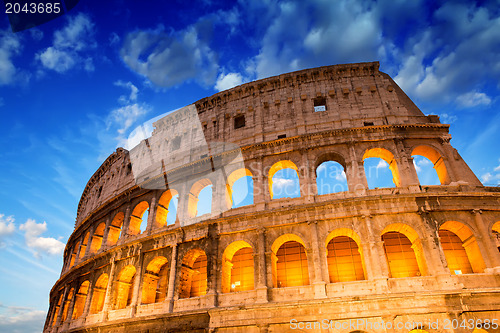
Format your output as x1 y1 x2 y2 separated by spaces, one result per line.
269 160 301 199
61 288 74 322
187 179 212 217
78 232 89 258
52 294 63 326
227 168 254 208
412 145 450 185
271 234 309 288
142 256 169 304
90 222 105 253
492 221 500 252
221 241 254 293
381 224 427 278
72 281 89 319
90 273 108 314
69 242 79 267
179 249 207 298
316 160 348 195
325 229 365 283
129 201 149 235
156 189 179 228
439 221 485 274
107 212 124 246
363 148 400 189
115 265 136 309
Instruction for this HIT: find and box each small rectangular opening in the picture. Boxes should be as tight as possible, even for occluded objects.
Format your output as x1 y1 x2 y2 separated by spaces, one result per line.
234 114 245 129
172 136 181 151
313 96 327 112
277 134 286 139
364 121 374 126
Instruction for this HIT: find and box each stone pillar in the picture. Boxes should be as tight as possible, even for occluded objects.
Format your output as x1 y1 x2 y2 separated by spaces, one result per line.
417 213 449 277
362 215 390 279
146 195 157 234
299 150 314 202
255 228 268 303
102 259 117 316
252 158 266 208
121 206 132 240
211 172 228 215
472 210 500 271
176 183 189 226
308 221 327 298
130 252 145 317
83 224 96 258
101 216 112 250
206 226 219 307
346 144 368 193
54 287 69 327
81 278 94 319
166 242 178 312
393 139 420 188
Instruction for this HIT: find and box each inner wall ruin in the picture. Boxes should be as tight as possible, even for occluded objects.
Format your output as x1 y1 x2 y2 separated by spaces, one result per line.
45 62 500 333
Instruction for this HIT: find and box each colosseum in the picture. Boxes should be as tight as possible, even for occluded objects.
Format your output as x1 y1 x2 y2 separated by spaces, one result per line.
44 62 500 333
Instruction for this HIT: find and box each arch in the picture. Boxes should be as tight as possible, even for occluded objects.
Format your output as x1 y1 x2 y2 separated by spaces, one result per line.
221 241 254 293
381 223 427 278
129 201 149 235
440 221 485 273
69 241 79 267
60 288 74 322
412 145 450 185
72 281 89 319
156 189 179 228
363 147 400 188
90 222 106 253
316 160 348 194
268 160 300 199
179 249 207 298
227 168 254 208
188 179 212 217
325 229 366 283
78 232 89 258
115 265 137 309
142 256 169 304
52 294 63 326
90 273 108 314
271 234 309 288
107 212 124 246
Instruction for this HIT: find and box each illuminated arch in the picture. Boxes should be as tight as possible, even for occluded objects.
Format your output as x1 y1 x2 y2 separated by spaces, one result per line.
90 222 105 253
115 265 137 309
226 168 254 208
156 189 179 228
268 160 301 199
107 212 124 246
72 280 89 319
412 145 450 185
179 249 207 298
60 288 74 322
142 256 169 304
271 234 309 288
440 221 485 273
52 294 63 326
315 152 348 194
381 223 427 278
129 201 149 235
78 232 89 258
221 241 254 293
187 179 212 217
90 273 108 314
363 147 400 188
325 229 366 283
69 241 80 267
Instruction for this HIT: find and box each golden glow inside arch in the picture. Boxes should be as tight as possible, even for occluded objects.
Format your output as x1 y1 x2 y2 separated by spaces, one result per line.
325 229 366 283
268 160 300 199
115 265 137 309
440 221 485 273
363 147 401 187
156 189 179 228
187 178 212 217
78 232 89 258
221 241 254 293
107 212 124 246
72 280 89 319
90 273 108 314
412 145 450 185
90 222 105 253
142 256 169 304
129 201 149 235
179 249 208 298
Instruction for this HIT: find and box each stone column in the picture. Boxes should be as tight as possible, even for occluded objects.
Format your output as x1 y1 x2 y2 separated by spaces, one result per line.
101 216 112 250
299 150 314 202
166 242 178 312
130 251 145 317
81 278 94 318
255 228 268 303
54 287 69 327
472 210 500 271
146 195 157 234
205 226 219 307
65 285 77 324
417 213 449 277
393 139 420 189
83 224 96 258
121 206 132 240
176 183 190 226
308 221 327 298
362 215 390 279
251 158 266 207
102 258 117 317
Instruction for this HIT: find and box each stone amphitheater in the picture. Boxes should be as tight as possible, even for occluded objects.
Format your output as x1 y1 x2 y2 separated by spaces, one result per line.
44 62 500 333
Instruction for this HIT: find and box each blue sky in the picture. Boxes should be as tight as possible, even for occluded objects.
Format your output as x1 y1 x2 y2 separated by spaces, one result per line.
0 0 500 331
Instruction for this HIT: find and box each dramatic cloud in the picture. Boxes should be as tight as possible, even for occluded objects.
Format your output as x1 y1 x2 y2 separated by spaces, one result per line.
109 104 150 135
120 23 218 87
456 91 492 108
36 13 95 73
0 30 22 85
19 219 65 257
214 72 244 91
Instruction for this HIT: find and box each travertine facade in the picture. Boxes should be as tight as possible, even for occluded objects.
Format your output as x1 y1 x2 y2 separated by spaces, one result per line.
45 62 500 333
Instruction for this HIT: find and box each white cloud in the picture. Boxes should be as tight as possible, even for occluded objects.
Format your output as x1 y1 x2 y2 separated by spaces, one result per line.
456 91 492 108
120 23 218 87
439 113 458 123
376 159 388 169
19 219 65 258
481 160 500 185
335 170 347 181
36 13 95 73
108 104 150 135
115 81 139 103
0 30 22 85
214 72 244 91
0 214 15 237
0 304 45 333
272 178 294 189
